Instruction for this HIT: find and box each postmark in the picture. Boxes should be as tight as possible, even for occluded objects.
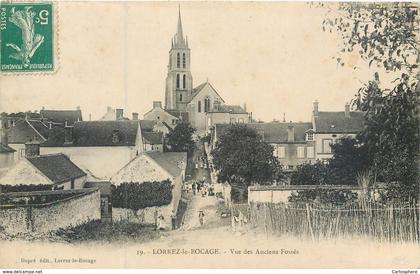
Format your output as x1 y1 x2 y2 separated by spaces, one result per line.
0 2 55 73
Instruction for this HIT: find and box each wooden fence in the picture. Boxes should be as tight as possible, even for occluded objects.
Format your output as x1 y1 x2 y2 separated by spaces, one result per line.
248 201 420 243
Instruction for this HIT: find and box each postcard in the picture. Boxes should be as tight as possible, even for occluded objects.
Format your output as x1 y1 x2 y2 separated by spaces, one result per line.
0 1 419 269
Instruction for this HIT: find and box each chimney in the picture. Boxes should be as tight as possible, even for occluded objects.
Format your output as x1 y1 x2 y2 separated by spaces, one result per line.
116 109 124 120
243 102 247 113
153 101 162 108
25 141 40 157
132 112 139 120
345 103 350 118
107 106 112 112
64 125 74 144
287 124 295 142
313 100 319 116
76 106 81 111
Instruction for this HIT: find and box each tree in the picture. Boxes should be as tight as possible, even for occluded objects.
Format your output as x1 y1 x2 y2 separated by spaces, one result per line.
321 3 418 73
290 161 329 185
321 3 419 201
328 137 370 185
211 124 282 186
165 122 196 153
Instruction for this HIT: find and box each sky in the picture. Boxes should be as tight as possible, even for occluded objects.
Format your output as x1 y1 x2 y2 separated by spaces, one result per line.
0 1 382 122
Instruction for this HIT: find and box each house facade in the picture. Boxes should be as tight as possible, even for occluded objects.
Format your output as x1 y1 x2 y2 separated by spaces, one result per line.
311 101 364 160
111 151 187 229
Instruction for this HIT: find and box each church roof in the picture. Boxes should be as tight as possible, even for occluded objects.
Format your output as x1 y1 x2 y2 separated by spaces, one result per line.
188 82 226 104
208 105 247 114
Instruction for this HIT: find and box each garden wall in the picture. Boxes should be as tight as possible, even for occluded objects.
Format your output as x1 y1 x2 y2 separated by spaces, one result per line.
0 188 101 235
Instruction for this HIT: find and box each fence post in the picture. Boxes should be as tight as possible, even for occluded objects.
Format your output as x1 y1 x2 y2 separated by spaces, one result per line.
306 203 315 241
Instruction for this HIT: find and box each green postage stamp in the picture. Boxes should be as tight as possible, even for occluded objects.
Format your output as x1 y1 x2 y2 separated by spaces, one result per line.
0 2 55 73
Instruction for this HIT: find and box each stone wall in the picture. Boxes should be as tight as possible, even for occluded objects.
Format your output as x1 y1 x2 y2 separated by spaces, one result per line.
0 188 100 235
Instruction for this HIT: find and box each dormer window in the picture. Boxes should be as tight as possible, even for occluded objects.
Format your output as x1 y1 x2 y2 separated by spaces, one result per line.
306 132 314 141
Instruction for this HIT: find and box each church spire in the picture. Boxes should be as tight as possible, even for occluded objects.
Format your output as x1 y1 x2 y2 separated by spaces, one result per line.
173 5 186 48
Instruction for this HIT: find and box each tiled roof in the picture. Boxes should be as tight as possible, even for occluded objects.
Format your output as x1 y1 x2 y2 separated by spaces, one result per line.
6 119 50 143
42 121 140 147
40 110 82 125
209 104 247 114
0 144 16 153
26 153 86 184
139 120 157 132
215 122 313 143
147 152 187 178
314 111 364 133
143 132 163 145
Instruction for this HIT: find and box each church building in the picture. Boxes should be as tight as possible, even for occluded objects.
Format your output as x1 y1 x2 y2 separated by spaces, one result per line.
145 7 250 134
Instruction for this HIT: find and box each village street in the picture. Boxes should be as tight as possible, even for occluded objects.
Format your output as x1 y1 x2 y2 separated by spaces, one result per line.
181 140 225 230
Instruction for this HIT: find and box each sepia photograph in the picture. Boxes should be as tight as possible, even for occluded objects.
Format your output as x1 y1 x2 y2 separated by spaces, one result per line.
0 0 419 270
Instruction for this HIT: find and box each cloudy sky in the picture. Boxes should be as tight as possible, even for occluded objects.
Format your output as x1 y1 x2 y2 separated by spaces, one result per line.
0 1 381 122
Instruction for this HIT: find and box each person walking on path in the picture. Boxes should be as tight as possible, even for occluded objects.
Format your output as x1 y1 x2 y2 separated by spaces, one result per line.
198 210 205 226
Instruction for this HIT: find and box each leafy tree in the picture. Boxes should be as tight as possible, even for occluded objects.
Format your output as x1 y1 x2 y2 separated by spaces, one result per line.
290 161 329 185
112 180 173 211
321 2 418 73
321 3 419 201
211 124 282 186
328 137 371 185
165 122 196 153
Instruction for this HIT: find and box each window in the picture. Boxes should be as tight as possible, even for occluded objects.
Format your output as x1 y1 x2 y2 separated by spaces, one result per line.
238 118 244 123
19 148 25 159
307 146 315 158
198 101 201 112
204 98 211 112
322 139 332 153
297 147 305 158
306 132 314 141
183 74 186 89
172 119 177 125
180 94 183 102
230 118 236 124
277 146 286 158
182 53 186 68
71 179 75 189
176 74 180 89
176 53 180 68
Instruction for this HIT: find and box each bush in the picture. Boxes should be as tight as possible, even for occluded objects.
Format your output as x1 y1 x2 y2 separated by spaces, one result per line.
0 184 52 193
290 162 329 185
288 189 358 206
112 180 173 211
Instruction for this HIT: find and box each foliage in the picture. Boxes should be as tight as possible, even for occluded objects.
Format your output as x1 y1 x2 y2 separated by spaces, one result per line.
211 124 282 186
321 2 419 73
54 220 159 243
0 184 52 193
288 190 358 206
328 137 370 185
165 122 196 153
112 180 173 211
355 78 419 201
321 3 419 201
290 161 329 185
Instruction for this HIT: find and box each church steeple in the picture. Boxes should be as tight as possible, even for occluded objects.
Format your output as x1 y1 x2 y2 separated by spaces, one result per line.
173 5 187 48
165 5 193 111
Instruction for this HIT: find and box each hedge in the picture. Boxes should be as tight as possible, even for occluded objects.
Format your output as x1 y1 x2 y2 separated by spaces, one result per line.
112 180 173 211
